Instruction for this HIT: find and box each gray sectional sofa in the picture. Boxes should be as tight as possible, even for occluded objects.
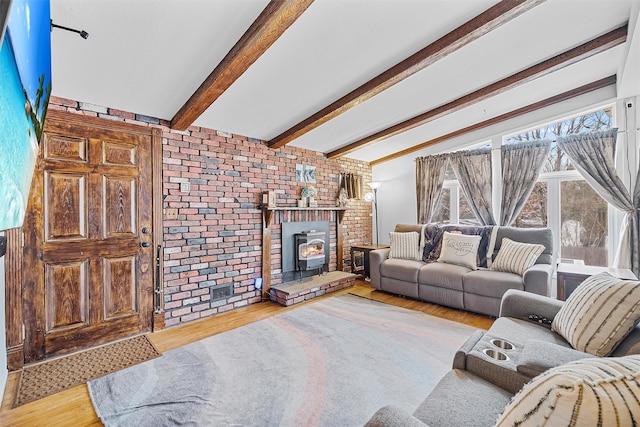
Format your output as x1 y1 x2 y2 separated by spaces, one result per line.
370 224 554 317
365 289 640 426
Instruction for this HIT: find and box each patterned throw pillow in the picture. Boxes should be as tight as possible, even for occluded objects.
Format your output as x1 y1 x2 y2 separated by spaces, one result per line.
495 356 640 426
437 232 481 269
388 232 421 261
490 238 544 276
552 272 640 357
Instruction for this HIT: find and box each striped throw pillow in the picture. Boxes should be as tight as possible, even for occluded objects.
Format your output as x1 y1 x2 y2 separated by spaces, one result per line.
552 272 640 357
490 238 544 276
495 356 640 426
388 232 421 261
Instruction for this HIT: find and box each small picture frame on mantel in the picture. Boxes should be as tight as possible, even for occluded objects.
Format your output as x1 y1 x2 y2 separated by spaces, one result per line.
262 190 276 207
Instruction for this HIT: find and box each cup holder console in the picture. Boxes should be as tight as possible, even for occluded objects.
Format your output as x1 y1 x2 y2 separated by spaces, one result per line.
490 338 515 351
483 348 510 361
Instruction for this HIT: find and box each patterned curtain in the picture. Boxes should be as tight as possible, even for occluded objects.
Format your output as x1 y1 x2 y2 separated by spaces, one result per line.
500 139 551 226
340 173 362 199
416 154 449 224
450 147 495 225
558 128 639 277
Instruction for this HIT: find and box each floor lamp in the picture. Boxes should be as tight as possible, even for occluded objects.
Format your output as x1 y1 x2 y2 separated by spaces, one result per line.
366 182 381 245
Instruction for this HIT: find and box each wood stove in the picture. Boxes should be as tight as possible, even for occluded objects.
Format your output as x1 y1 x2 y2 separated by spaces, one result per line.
295 231 327 272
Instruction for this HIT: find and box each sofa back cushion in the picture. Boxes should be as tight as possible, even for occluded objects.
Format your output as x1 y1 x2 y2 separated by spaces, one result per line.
393 224 424 234
494 227 553 265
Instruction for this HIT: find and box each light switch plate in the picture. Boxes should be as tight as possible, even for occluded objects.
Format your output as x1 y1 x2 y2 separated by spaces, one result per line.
180 182 190 193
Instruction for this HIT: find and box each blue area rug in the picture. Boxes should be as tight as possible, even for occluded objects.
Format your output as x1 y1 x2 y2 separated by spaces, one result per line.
88 294 475 426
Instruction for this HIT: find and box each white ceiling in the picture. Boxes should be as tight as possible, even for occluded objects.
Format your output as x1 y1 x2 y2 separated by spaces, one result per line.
50 0 640 163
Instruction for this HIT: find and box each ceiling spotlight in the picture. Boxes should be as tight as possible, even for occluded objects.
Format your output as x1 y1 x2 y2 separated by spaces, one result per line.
51 19 89 39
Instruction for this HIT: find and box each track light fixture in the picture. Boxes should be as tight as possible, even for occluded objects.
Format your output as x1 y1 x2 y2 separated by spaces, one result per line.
50 19 89 39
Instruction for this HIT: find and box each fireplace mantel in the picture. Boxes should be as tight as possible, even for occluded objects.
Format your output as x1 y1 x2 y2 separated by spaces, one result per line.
259 206 346 226
259 206 346 296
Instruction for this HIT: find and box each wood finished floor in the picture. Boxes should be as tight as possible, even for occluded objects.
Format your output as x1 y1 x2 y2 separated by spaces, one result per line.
0 280 494 426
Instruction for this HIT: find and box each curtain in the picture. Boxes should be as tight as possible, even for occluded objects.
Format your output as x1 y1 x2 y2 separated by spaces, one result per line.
415 154 449 224
450 147 496 225
558 128 639 277
340 173 362 199
500 139 551 226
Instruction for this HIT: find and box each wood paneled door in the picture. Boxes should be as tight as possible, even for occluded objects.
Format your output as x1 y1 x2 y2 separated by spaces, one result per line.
21 111 161 362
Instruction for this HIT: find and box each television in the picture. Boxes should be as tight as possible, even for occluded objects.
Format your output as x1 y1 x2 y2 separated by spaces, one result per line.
0 0 51 231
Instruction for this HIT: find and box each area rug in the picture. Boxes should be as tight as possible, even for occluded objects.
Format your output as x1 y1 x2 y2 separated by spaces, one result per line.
15 334 160 407
88 294 476 426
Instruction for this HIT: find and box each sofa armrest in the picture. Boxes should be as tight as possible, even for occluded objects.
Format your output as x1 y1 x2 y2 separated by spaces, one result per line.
364 405 429 427
517 340 591 378
499 289 563 327
452 330 484 370
522 263 554 296
370 248 391 290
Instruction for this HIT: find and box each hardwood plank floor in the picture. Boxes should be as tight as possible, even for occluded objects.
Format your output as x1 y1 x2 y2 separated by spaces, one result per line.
0 280 493 426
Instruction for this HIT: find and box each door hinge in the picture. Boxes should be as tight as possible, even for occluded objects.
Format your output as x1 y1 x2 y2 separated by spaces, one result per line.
22 323 25 341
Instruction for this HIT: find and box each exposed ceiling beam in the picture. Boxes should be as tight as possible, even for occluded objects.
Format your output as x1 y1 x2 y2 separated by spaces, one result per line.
328 24 628 159
170 0 314 131
370 75 616 166
267 0 546 149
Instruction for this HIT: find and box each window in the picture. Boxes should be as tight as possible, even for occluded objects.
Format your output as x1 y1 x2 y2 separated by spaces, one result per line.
560 180 608 266
433 154 483 226
514 182 547 228
507 106 613 266
433 186 451 224
429 106 615 267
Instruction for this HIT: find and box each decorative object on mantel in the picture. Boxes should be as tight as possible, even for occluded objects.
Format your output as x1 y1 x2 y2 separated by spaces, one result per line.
337 187 348 207
339 173 363 199
300 185 318 208
261 190 276 207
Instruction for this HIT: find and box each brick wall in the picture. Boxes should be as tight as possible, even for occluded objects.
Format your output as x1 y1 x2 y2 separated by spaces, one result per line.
48 97 373 327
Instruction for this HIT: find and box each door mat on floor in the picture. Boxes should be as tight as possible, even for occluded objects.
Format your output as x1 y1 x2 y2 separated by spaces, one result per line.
14 335 161 407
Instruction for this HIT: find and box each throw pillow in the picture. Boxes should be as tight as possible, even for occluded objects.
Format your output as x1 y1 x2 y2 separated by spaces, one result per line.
495 355 640 426
551 272 640 357
437 232 481 269
388 232 421 261
490 238 544 276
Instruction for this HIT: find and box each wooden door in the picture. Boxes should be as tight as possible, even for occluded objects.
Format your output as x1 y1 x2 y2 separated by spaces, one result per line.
22 112 156 361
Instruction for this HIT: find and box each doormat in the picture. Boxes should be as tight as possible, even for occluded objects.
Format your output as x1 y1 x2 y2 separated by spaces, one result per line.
14 335 161 407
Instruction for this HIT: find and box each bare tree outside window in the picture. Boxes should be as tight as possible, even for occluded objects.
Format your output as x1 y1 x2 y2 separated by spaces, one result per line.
505 108 613 173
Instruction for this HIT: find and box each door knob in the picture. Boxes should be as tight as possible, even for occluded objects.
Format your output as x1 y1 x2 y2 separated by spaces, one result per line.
141 227 150 234
140 241 150 248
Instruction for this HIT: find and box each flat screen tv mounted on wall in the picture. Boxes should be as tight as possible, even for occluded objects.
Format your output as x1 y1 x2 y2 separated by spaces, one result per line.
0 0 51 231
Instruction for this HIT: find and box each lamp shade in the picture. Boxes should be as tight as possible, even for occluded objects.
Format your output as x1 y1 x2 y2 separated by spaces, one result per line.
368 181 381 190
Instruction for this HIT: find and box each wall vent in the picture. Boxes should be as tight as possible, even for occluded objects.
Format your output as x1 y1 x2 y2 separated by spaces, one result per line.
211 284 233 301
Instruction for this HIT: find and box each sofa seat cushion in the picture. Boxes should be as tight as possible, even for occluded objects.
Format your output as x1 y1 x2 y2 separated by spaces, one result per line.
463 270 524 298
489 317 572 349
380 258 424 283
418 262 471 291
413 369 512 427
